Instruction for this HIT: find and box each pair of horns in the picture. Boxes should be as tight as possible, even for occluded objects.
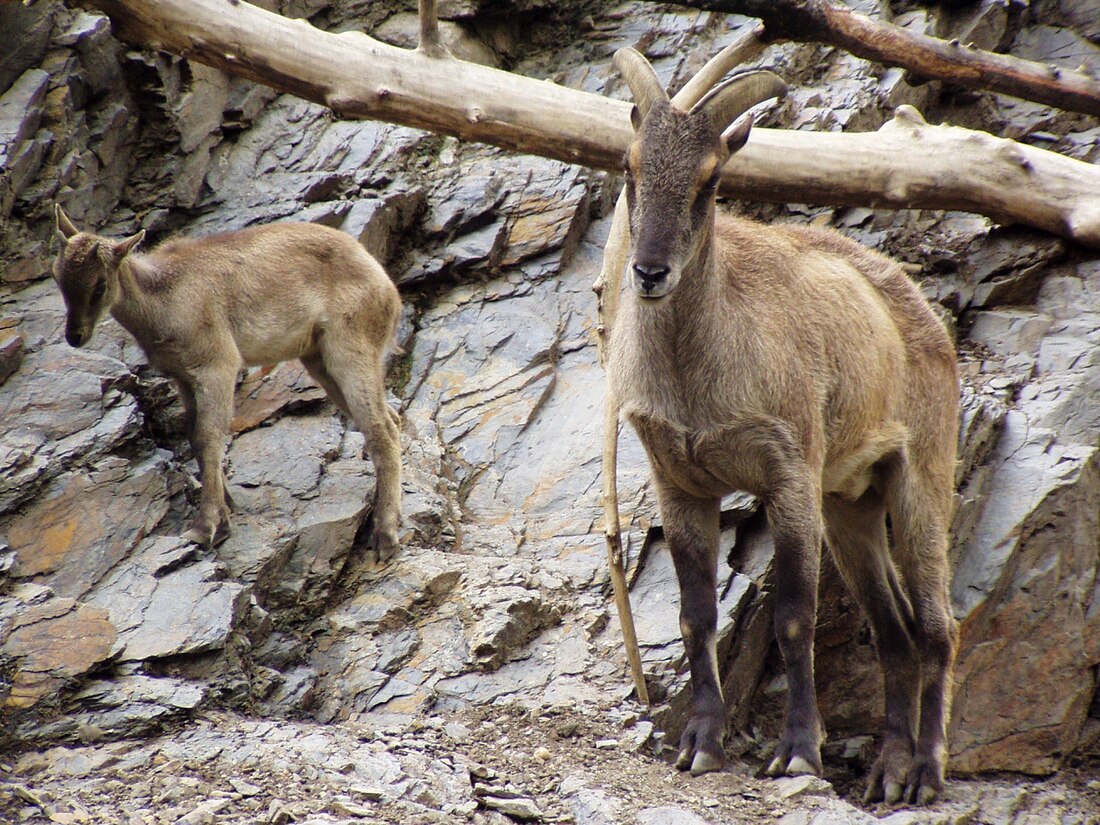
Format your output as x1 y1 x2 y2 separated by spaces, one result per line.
614 47 787 130
56 204 80 240
55 203 146 258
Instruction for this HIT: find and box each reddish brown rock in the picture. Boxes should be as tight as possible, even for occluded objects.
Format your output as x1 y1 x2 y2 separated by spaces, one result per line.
1 597 117 709
7 455 171 599
231 361 327 434
0 318 23 385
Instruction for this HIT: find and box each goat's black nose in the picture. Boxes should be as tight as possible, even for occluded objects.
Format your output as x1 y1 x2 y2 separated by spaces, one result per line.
66 328 86 347
633 263 670 291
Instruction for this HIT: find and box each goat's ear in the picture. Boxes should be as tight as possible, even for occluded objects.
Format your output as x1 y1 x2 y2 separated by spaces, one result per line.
55 204 79 241
721 112 754 157
113 229 146 261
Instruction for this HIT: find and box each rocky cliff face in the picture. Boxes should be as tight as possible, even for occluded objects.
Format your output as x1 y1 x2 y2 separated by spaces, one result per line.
2 0 1099 822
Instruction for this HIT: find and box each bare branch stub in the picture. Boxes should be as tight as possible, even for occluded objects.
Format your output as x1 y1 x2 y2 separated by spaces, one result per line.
418 0 451 59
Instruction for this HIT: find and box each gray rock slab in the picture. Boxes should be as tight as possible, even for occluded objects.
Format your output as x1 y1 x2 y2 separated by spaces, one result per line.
85 536 250 662
950 409 1100 773
0 343 144 513
0 2 54 94
18 675 205 744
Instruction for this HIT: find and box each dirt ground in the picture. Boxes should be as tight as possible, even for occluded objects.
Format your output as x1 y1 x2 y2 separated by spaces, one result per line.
4 701 1100 824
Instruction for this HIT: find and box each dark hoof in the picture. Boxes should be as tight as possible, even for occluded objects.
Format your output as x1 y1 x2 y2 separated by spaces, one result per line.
863 741 944 806
766 729 823 779
904 754 945 806
674 714 726 776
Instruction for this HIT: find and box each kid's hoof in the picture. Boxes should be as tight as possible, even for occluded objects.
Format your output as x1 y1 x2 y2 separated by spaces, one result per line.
182 517 229 548
181 526 208 546
369 528 399 563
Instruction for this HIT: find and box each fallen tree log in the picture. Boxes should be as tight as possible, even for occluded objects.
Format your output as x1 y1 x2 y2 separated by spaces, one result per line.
645 0 1100 118
77 0 1100 248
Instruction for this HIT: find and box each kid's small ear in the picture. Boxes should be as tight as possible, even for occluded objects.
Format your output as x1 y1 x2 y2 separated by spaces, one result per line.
113 229 146 261
55 204 79 241
721 112 755 157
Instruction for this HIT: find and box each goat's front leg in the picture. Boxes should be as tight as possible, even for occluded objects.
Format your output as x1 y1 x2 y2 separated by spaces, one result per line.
765 472 825 778
180 365 237 547
657 481 726 775
177 380 233 512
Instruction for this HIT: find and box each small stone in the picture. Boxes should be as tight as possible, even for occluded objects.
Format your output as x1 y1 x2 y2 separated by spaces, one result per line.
350 785 385 801
772 774 833 800
445 722 472 742
534 746 552 762
636 807 711 825
594 739 618 750
173 799 230 825
625 721 654 752
480 795 543 821
228 778 261 797
332 799 373 818
265 801 291 825
451 800 478 817
702 798 719 807
0 324 24 385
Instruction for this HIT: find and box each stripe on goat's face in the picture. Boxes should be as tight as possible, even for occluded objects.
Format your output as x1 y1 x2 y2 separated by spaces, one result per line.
624 100 724 300
54 234 113 348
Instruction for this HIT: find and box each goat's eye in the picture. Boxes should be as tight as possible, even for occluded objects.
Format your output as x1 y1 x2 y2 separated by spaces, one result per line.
92 281 107 299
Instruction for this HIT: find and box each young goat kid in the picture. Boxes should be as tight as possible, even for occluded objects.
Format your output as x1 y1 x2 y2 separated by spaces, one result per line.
52 206 402 557
608 50 959 805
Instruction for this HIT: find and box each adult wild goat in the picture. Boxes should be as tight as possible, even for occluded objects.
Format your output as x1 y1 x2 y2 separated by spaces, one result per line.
52 206 403 558
607 50 959 805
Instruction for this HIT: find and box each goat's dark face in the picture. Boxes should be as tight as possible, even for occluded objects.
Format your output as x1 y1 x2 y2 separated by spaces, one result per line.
614 48 783 302
625 101 732 300
53 205 143 347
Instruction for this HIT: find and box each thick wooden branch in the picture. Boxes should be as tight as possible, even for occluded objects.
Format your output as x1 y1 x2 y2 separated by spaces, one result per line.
646 0 1100 116
77 0 1100 249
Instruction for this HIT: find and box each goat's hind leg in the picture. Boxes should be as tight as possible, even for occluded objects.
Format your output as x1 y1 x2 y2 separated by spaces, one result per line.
657 483 726 775
883 455 957 805
316 343 402 562
823 489 921 805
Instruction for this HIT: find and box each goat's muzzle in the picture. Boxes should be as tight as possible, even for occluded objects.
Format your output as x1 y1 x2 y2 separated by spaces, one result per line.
66 327 89 347
632 262 671 299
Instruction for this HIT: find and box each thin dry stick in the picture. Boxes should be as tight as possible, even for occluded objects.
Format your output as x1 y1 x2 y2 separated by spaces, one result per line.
594 27 767 707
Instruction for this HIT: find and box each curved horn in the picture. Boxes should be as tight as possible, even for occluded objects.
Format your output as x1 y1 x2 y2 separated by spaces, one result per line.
614 47 669 125
55 203 79 240
690 70 787 131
